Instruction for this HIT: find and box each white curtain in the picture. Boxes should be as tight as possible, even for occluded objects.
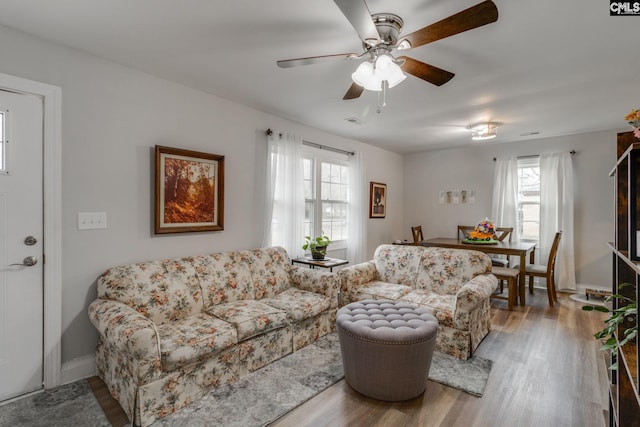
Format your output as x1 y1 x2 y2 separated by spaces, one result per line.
540 152 576 290
259 130 305 258
491 157 520 242
347 151 367 264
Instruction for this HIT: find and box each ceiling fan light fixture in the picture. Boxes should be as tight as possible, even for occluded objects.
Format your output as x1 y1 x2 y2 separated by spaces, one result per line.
375 54 393 70
351 55 406 92
467 122 501 141
351 61 381 91
385 63 406 88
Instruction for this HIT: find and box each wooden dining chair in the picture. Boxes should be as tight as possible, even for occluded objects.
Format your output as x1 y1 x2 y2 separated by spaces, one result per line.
490 227 513 268
457 225 475 240
411 226 424 245
514 231 562 307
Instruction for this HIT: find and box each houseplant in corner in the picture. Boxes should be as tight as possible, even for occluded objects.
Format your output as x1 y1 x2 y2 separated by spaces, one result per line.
582 282 637 370
303 234 332 260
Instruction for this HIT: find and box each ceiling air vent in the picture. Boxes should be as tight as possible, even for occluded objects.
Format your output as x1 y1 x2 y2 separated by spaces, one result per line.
345 117 364 125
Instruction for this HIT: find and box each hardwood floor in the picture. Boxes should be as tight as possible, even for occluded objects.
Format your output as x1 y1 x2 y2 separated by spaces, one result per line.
271 291 610 427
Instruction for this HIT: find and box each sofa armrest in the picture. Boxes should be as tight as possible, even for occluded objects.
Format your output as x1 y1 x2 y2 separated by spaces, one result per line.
336 261 377 305
289 267 341 309
455 274 498 313
88 299 162 375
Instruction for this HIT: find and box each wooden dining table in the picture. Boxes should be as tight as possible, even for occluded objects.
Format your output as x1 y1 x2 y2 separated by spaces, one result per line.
419 237 537 305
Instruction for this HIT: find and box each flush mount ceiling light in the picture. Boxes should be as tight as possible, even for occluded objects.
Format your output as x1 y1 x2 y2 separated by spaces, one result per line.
467 122 501 140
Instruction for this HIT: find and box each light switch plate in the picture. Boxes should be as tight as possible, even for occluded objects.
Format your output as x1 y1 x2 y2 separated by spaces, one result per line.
78 212 107 230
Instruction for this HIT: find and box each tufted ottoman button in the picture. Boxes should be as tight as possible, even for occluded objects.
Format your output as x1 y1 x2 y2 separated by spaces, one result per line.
336 299 439 401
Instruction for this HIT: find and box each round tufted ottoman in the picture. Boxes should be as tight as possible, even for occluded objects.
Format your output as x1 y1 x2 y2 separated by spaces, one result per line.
336 300 438 401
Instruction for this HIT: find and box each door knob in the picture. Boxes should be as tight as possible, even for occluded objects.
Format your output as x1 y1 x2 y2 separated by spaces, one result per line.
10 256 38 267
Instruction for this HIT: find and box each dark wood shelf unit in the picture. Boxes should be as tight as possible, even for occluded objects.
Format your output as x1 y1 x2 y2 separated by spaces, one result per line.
609 131 640 426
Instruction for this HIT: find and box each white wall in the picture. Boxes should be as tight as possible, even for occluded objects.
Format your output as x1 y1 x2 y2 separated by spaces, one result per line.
0 25 405 367
403 130 619 290
0 21 619 380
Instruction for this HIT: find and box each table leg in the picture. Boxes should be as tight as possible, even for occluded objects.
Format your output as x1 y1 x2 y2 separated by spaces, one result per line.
519 253 526 306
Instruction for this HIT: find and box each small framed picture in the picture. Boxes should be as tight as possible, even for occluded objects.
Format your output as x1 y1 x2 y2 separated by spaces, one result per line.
468 189 476 204
452 190 460 205
369 182 387 218
155 145 224 234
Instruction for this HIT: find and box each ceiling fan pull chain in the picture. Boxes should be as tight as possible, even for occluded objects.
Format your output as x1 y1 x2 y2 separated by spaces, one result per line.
376 80 388 114
382 80 387 108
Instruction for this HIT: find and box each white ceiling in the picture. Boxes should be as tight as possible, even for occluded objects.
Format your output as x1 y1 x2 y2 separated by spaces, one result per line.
0 0 637 154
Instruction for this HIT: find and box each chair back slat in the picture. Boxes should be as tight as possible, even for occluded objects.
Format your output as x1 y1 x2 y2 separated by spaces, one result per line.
411 226 424 245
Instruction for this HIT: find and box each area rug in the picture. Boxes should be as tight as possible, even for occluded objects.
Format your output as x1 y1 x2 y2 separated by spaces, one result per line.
0 380 110 427
0 332 493 426
155 332 344 427
428 351 493 397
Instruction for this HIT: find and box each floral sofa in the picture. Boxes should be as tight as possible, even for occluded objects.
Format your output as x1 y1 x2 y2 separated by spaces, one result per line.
338 244 497 360
88 246 339 426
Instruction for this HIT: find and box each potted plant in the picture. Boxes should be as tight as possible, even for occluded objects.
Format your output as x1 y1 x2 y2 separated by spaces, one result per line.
303 234 332 260
582 282 637 370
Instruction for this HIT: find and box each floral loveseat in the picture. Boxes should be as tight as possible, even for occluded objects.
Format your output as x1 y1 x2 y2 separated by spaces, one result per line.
88 246 339 426
338 244 497 360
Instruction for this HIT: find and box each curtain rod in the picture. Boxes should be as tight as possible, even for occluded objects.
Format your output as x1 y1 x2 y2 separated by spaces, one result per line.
493 150 576 161
266 128 355 156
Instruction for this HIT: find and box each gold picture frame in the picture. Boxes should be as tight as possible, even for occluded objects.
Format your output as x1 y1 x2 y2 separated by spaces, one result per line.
154 145 224 234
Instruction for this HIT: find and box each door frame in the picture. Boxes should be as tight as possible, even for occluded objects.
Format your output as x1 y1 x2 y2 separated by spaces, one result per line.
0 72 62 390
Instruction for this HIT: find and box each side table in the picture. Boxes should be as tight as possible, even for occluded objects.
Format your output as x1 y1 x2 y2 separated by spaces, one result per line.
291 257 348 272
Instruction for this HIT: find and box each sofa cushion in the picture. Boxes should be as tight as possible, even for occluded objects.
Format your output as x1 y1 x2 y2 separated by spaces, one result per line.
97 257 203 324
157 313 237 371
242 247 293 299
262 288 331 322
416 248 492 295
193 253 255 309
354 281 413 301
399 290 455 328
373 244 424 286
208 300 289 341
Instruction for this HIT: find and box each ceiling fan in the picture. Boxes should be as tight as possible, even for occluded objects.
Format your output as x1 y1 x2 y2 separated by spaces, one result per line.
277 0 499 100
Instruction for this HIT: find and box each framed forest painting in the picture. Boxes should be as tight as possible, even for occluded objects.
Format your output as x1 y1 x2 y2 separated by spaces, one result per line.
155 145 224 234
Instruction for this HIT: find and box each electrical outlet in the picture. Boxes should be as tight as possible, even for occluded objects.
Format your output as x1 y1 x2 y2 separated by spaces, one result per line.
78 212 107 230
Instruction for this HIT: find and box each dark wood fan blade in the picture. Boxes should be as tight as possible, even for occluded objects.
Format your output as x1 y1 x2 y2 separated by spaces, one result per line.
333 0 380 45
399 0 498 49
343 83 365 100
399 56 455 86
277 53 357 68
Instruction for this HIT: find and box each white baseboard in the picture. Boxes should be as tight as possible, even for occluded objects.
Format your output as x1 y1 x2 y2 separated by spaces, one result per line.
533 282 609 293
573 283 609 293
60 353 96 386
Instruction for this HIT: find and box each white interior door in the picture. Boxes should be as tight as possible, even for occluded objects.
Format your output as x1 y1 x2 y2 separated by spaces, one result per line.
0 89 44 401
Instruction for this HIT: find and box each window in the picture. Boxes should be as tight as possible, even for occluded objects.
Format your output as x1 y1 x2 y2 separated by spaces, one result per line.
517 157 540 241
303 150 349 248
